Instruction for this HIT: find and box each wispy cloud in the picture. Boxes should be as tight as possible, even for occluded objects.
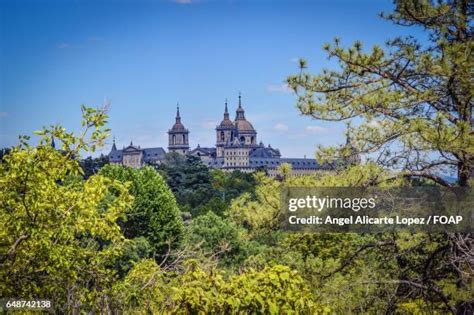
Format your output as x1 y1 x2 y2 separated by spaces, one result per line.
290 57 300 63
274 123 289 131
305 125 327 134
266 83 291 94
57 43 70 49
202 120 218 129
173 0 194 4
0 112 7 118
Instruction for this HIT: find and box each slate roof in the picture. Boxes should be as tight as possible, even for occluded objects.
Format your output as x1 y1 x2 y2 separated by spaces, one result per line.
190 146 216 155
143 147 166 161
246 158 322 169
250 147 281 159
108 146 166 163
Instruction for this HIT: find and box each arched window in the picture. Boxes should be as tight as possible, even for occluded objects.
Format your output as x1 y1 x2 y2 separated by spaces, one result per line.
182 134 186 143
220 131 225 141
240 136 245 143
172 135 176 144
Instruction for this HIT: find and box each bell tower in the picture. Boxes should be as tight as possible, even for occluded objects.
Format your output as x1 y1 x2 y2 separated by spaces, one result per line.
168 103 190 154
216 99 235 157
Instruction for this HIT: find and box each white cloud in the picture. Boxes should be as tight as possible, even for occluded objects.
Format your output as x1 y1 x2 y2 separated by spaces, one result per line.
305 125 327 134
266 83 291 94
173 0 193 4
290 57 299 63
274 123 289 131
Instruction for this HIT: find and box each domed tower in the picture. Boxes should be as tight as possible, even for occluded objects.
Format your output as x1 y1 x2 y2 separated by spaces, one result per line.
216 99 235 157
168 104 190 154
233 93 257 146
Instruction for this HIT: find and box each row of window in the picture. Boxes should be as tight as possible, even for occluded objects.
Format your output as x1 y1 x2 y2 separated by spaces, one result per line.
226 151 248 156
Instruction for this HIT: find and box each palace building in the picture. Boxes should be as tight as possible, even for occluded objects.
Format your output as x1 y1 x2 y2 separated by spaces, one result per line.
108 95 332 175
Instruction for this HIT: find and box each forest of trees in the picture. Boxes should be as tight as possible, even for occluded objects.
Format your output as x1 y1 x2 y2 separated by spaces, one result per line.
0 0 472 313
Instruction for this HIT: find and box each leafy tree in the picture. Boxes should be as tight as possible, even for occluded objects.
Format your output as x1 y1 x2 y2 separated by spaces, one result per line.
112 237 152 278
286 1 473 312
287 0 473 188
185 211 251 267
157 153 216 216
229 163 473 313
0 147 11 161
99 164 184 261
211 169 257 203
113 260 325 314
0 106 133 313
112 258 169 313
170 263 326 314
80 154 109 179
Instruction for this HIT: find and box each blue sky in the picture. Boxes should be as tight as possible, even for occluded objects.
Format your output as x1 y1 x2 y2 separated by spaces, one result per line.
0 0 424 158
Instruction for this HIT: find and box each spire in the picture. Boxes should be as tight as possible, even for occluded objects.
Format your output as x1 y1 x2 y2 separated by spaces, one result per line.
236 92 245 120
175 103 181 124
224 99 229 120
51 136 56 149
130 140 133 146
111 136 117 151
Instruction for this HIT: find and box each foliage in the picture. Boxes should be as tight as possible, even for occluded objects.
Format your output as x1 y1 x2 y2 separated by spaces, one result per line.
169 263 326 314
112 259 168 313
112 237 152 278
99 164 184 261
284 3 473 311
229 162 472 313
0 105 133 313
287 0 473 188
185 211 254 267
0 147 11 161
80 154 109 179
157 153 216 216
157 154 257 217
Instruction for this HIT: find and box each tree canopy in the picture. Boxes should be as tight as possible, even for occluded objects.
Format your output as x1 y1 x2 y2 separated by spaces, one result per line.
99 164 184 261
287 0 473 187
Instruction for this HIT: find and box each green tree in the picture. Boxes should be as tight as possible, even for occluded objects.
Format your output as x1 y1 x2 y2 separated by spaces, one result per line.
211 169 257 203
0 106 133 313
170 263 326 314
99 164 184 261
80 154 109 179
185 211 251 267
157 153 216 216
287 0 473 187
286 1 473 312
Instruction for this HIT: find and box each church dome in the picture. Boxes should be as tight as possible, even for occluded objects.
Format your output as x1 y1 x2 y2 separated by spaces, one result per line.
233 94 255 132
234 119 255 132
169 104 187 132
220 118 234 127
171 121 186 131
